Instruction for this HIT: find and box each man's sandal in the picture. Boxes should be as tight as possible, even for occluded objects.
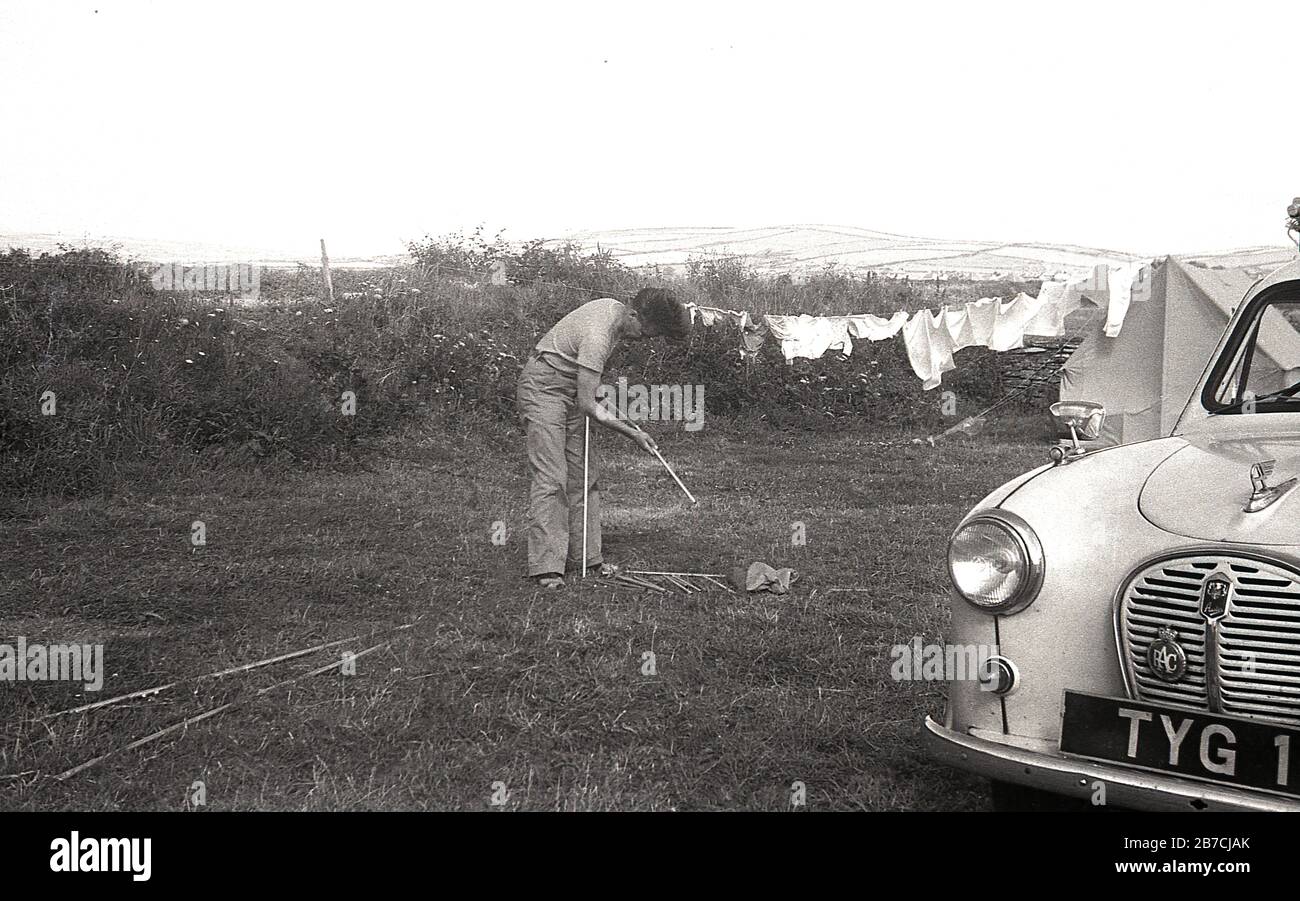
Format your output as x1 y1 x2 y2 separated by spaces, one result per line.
533 574 565 590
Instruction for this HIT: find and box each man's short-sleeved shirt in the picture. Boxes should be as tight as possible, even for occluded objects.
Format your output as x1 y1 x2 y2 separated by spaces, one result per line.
534 298 627 377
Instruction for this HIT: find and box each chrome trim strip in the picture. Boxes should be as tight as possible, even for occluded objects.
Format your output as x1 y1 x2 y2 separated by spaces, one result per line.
1206 618 1223 713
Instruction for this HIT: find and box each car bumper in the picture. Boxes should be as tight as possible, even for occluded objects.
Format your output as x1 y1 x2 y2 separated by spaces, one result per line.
923 715 1300 812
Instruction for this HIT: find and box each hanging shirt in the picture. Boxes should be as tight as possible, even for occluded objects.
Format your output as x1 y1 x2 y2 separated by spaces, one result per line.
691 303 769 356
843 311 908 342
763 314 851 362
902 309 956 389
1023 280 1073 338
944 297 999 350
1104 261 1152 337
989 292 1048 352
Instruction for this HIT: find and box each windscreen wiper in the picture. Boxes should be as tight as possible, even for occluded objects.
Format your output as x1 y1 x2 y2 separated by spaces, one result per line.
1214 382 1300 414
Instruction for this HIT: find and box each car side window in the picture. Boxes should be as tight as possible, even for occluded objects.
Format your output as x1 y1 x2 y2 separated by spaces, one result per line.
1209 299 1300 411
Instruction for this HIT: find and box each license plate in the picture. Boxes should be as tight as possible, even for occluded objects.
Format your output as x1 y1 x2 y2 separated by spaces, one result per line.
1059 690 1300 798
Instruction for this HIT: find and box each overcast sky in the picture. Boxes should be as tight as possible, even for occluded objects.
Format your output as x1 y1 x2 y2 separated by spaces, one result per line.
2 0 1297 258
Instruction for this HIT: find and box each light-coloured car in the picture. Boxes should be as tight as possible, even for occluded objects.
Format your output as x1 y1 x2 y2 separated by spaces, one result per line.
926 259 1300 811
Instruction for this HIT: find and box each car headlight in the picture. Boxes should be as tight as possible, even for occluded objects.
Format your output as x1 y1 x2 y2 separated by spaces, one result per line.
947 510 1044 614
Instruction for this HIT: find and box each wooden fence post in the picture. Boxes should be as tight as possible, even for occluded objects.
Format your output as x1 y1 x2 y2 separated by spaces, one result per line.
320 238 335 304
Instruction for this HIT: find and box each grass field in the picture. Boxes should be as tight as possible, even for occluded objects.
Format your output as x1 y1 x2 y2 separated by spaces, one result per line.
0 422 1046 810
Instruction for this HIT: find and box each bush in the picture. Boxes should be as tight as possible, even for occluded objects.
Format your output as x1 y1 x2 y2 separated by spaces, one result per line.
0 241 1046 497
407 225 510 277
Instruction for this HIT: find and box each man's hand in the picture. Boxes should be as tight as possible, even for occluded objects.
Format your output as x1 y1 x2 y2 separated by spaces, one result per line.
633 430 658 455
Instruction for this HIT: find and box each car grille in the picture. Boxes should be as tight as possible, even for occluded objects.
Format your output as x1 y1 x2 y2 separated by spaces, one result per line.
1119 555 1300 726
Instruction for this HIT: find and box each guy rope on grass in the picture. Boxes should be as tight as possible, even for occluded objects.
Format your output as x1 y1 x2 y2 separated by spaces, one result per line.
52 643 387 782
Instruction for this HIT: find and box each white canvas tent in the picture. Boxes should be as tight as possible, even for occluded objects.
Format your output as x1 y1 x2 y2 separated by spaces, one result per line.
1060 254 1300 446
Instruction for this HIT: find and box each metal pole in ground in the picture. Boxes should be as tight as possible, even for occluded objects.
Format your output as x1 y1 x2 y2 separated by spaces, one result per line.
582 415 590 577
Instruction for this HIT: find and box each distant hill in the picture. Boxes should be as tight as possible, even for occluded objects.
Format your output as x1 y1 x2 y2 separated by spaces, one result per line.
561 224 1296 279
3 225 1294 279
0 231 406 269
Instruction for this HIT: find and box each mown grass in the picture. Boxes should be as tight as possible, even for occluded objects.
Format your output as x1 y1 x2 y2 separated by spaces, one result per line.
0 423 1047 810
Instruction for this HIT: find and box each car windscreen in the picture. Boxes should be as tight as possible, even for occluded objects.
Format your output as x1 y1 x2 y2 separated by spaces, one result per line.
1204 291 1300 415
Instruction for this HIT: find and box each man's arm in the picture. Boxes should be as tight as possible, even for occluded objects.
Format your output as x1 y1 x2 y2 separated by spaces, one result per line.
576 367 657 452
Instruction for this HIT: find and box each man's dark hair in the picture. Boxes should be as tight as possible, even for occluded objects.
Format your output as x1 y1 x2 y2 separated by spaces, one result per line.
631 287 689 339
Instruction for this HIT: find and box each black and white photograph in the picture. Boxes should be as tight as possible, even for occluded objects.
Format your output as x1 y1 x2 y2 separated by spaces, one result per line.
1 0 1297 883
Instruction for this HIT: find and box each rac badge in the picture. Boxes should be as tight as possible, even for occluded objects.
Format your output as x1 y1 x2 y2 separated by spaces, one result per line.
1148 626 1188 684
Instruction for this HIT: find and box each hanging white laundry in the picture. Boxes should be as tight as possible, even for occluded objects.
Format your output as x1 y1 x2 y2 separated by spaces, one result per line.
1130 262 1153 305
1075 263 1110 295
966 297 1000 347
944 297 999 350
1023 280 1074 338
1059 263 1111 315
692 304 750 329
902 309 956 389
695 307 724 327
763 314 851 362
842 311 908 342
943 307 972 349
989 292 1048 352
1104 261 1152 337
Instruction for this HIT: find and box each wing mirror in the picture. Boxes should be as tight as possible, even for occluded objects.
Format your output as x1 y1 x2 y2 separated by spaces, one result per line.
1049 401 1106 463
